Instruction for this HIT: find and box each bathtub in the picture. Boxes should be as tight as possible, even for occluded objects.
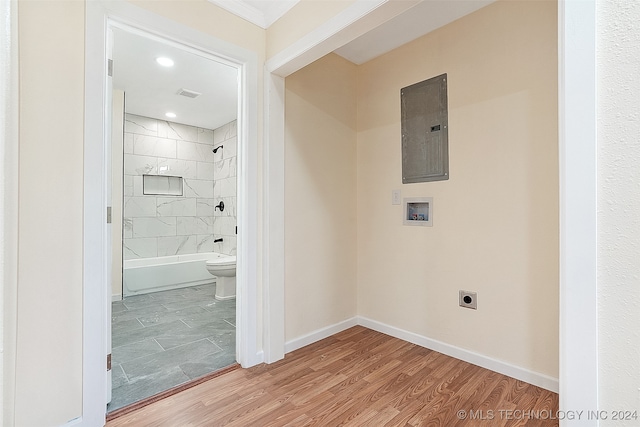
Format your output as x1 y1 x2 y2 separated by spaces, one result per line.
123 252 226 296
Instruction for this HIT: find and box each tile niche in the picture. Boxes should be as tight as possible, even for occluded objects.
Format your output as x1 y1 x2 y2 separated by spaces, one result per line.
123 113 237 259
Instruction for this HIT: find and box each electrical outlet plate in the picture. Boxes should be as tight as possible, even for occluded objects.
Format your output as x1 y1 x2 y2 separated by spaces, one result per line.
459 290 477 310
392 190 401 205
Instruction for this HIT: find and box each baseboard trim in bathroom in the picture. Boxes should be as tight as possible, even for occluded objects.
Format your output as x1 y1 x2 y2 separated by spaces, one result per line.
106 363 240 422
357 316 560 393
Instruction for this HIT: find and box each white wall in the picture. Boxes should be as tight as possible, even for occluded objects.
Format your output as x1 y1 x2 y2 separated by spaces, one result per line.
597 0 640 421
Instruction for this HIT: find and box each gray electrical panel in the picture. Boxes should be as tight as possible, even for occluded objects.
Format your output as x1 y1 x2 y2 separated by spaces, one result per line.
401 74 449 184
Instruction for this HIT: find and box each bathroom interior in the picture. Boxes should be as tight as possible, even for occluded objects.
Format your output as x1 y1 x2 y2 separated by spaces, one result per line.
107 28 240 412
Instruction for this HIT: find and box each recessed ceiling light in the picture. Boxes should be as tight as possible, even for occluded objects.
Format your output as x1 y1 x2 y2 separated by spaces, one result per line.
165 112 177 118
156 57 174 67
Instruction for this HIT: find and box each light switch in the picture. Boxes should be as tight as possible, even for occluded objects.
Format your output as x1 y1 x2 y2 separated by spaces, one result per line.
392 190 401 205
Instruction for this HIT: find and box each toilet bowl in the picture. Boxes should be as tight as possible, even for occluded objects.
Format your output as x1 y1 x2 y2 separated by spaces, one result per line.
206 255 236 300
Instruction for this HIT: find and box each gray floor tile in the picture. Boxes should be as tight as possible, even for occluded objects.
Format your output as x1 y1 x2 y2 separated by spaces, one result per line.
203 305 236 319
112 302 128 313
111 364 128 389
154 323 233 350
136 306 208 327
151 288 191 298
110 284 236 413
121 338 222 381
189 284 216 293
112 304 169 324
121 294 157 310
181 287 213 297
107 366 190 412
172 305 209 317
111 318 144 334
200 298 235 311
208 330 236 350
148 293 188 304
112 338 164 365
179 348 237 380
181 312 237 329
160 298 216 311
112 319 190 348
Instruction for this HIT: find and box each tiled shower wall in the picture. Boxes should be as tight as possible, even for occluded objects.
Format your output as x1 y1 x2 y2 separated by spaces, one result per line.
123 114 237 259
212 120 237 256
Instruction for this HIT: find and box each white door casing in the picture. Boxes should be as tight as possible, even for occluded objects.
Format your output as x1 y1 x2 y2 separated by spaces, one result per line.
83 1 264 425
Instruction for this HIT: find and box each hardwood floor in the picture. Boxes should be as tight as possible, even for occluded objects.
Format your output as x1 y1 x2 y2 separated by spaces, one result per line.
106 326 559 426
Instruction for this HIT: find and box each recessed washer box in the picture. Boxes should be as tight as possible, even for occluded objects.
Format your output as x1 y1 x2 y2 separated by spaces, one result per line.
403 197 433 227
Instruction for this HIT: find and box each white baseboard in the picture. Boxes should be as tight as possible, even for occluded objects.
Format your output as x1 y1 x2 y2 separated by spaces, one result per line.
243 350 264 368
357 316 559 393
112 294 122 302
282 316 558 393
285 317 358 354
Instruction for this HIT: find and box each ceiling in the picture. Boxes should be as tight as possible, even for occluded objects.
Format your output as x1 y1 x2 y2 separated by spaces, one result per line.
113 0 495 130
208 0 300 28
333 0 495 65
112 28 238 131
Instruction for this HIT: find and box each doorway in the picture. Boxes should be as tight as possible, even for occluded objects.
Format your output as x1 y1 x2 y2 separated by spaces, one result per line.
106 22 242 412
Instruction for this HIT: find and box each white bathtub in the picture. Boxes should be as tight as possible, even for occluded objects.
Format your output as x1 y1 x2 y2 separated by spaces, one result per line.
123 252 225 296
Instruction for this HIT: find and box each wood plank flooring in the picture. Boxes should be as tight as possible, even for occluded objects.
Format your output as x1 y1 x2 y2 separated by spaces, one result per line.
106 326 558 427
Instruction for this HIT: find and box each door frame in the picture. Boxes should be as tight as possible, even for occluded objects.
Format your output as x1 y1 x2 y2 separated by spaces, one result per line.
82 1 263 424
1 0 19 425
557 0 598 422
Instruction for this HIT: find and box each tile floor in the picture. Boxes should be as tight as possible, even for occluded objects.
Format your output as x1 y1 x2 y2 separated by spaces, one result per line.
108 283 236 412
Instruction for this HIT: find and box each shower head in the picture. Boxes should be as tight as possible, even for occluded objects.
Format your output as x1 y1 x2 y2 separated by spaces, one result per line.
212 145 223 154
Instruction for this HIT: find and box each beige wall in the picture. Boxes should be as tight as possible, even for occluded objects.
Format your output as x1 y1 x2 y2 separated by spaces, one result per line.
130 0 265 54
356 0 559 378
284 54 358 340
16 1 85 425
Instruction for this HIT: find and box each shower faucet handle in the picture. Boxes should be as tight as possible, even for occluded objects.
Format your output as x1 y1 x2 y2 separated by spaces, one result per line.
215 201 225 212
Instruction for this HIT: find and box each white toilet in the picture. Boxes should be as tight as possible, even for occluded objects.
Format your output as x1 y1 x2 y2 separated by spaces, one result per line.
205 255 236 300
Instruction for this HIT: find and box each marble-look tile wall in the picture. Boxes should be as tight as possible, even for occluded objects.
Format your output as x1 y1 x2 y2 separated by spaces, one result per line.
212 120 237 256
123 114 219 259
